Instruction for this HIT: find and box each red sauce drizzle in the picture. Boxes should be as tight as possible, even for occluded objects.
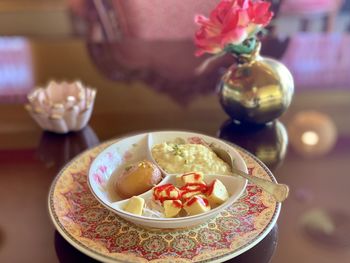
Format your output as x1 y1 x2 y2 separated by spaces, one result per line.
153 175 209 205
182 191 201 203
154 183 173 191
186 196 198 206
202 198 209 206
206 180 217 195
180 182 207 202
153 184 180 203
186 196 209 207
180 183 207 192
172 200 183 208
182 172 202 181
194 173 202 180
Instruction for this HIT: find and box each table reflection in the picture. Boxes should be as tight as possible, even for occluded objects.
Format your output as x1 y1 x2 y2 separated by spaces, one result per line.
54 231 98 263
218 120 288 171
228 225 278 263
87 40 232 105
300 208 350 248
37 125 100 170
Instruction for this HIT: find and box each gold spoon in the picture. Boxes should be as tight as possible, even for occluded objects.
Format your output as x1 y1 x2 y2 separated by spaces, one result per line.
211 146 289 202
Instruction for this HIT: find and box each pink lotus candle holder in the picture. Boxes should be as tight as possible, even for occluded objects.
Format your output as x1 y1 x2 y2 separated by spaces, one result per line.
25 81 96 134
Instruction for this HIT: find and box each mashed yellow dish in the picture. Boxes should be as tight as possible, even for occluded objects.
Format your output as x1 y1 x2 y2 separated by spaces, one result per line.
151 143 231 175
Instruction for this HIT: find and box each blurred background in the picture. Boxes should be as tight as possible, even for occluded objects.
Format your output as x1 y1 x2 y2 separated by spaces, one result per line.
0 0 349 37
0 0 349 104
0 2 349 263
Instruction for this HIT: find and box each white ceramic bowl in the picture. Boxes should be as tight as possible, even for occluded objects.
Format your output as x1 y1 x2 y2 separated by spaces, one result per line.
88 131 247 229
26 81 96 134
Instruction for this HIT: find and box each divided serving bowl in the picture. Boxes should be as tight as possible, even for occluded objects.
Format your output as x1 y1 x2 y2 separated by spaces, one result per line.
88 131 248 229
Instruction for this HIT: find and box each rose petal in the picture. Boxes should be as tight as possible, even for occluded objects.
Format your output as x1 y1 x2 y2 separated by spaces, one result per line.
194 0 273 56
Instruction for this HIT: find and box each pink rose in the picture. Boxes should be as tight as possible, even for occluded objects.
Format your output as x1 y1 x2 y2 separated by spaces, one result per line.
194 0 273 56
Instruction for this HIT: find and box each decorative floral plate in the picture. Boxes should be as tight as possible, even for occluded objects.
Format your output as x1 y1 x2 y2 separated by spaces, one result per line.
48 137 281 263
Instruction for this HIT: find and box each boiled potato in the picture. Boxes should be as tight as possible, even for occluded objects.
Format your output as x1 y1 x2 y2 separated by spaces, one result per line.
116 160 162 198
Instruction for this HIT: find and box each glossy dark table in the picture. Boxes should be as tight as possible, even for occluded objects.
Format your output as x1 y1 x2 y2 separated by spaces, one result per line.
0 38 350 263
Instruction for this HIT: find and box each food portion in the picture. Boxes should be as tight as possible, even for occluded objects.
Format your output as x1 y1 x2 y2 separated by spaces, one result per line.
150 172 229 217
176 172 204 187
153 184 181 202
118 139 233 218
123 196 145 215
115 160 162 198
163 200 182 218
123 172 230 218
206 179 230 205
183 195 210 216
151 142 231 175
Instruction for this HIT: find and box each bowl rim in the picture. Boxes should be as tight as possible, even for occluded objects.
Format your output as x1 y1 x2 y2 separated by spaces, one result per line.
87 130 248 223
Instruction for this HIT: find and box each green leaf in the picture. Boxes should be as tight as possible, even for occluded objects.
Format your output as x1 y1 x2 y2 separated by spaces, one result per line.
224 38 257 55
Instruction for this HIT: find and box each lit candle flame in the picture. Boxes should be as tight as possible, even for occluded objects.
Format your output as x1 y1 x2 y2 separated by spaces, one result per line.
301 131 319 146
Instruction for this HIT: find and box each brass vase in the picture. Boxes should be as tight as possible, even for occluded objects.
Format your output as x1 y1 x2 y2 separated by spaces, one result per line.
218 43 294 124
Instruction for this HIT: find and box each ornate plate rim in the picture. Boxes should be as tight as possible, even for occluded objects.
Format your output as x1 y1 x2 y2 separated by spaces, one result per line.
48 134 281 263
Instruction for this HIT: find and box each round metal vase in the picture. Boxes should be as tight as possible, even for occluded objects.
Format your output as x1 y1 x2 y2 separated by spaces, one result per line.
218 48 294 124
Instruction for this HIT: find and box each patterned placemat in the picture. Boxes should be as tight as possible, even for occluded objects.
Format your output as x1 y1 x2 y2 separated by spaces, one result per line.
49 139 280 263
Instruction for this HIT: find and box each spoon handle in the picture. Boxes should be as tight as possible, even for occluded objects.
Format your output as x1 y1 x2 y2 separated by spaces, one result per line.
231 167 289 202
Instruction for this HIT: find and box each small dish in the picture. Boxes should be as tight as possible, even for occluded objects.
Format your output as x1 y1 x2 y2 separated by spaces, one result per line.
88 131 247 229
25 81 96 133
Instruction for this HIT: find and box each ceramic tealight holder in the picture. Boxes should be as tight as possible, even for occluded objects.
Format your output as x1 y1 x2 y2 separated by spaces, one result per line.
26 81 96 134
